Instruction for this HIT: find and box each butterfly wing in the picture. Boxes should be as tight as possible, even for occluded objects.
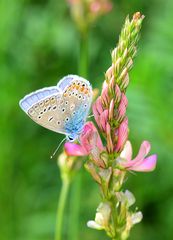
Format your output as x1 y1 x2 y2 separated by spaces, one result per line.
61 77 93 135
19 76 93 137
19 87 68 134
57 75 91 92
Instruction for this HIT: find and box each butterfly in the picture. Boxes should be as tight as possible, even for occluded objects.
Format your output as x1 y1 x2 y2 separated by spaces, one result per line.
19 75 93 142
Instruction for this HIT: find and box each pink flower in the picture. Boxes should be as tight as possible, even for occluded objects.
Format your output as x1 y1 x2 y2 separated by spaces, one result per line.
118 140 157 172
92 97 109 132
89 0 112 15
115 117 129 152
64 122 105 167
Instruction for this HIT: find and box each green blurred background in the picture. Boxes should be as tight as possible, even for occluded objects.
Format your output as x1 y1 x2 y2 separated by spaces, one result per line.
0 0 173 239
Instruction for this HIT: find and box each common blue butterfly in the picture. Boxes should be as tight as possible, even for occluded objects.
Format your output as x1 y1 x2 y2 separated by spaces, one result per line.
19 75 93 142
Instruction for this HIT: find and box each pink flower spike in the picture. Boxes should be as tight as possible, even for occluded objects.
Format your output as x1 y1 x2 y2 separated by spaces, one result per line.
65 142 88 156
129 154 157 172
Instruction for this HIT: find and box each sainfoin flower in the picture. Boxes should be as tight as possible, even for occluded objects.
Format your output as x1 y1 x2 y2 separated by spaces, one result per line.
117 140 157 172
87 202 111 230
64 122 105 167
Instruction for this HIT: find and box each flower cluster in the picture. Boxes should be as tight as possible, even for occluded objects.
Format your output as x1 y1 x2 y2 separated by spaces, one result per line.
64 12 157 240
67 0 112 33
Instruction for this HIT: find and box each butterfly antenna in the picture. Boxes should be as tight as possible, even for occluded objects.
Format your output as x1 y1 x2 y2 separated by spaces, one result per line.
50 137 66 159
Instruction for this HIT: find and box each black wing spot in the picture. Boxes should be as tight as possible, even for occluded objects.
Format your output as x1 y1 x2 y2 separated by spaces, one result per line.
48 117 54 122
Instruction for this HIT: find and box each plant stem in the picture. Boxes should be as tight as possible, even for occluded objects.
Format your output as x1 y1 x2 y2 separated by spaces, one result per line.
68 30 89 240
78 30 89 78
55 178 70 240
68 172 82 240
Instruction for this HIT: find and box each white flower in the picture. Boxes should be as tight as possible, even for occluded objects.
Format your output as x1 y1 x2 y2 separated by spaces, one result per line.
116 190 136 207
87 202 111 230
131 211 143 225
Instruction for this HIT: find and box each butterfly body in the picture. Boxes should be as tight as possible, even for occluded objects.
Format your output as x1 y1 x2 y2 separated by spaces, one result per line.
19 75 92 141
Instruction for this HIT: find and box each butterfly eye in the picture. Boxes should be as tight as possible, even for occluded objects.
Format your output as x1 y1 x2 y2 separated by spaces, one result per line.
67 136 74 141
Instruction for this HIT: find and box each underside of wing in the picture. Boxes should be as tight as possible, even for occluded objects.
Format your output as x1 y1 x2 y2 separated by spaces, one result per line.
19 77 93 136
19 87 67 134
19 86 59 112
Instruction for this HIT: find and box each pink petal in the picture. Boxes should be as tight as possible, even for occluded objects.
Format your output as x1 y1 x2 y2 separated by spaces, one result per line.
106 65 113 79
100 109 109 132
124 141 151 168
92 103 100 127
115 84 121 103
64 142 88 156
80 122 104 152
115 118 129 152
120 141 132 162
95 97 104 114
121 93 128 107
129 154 157 172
